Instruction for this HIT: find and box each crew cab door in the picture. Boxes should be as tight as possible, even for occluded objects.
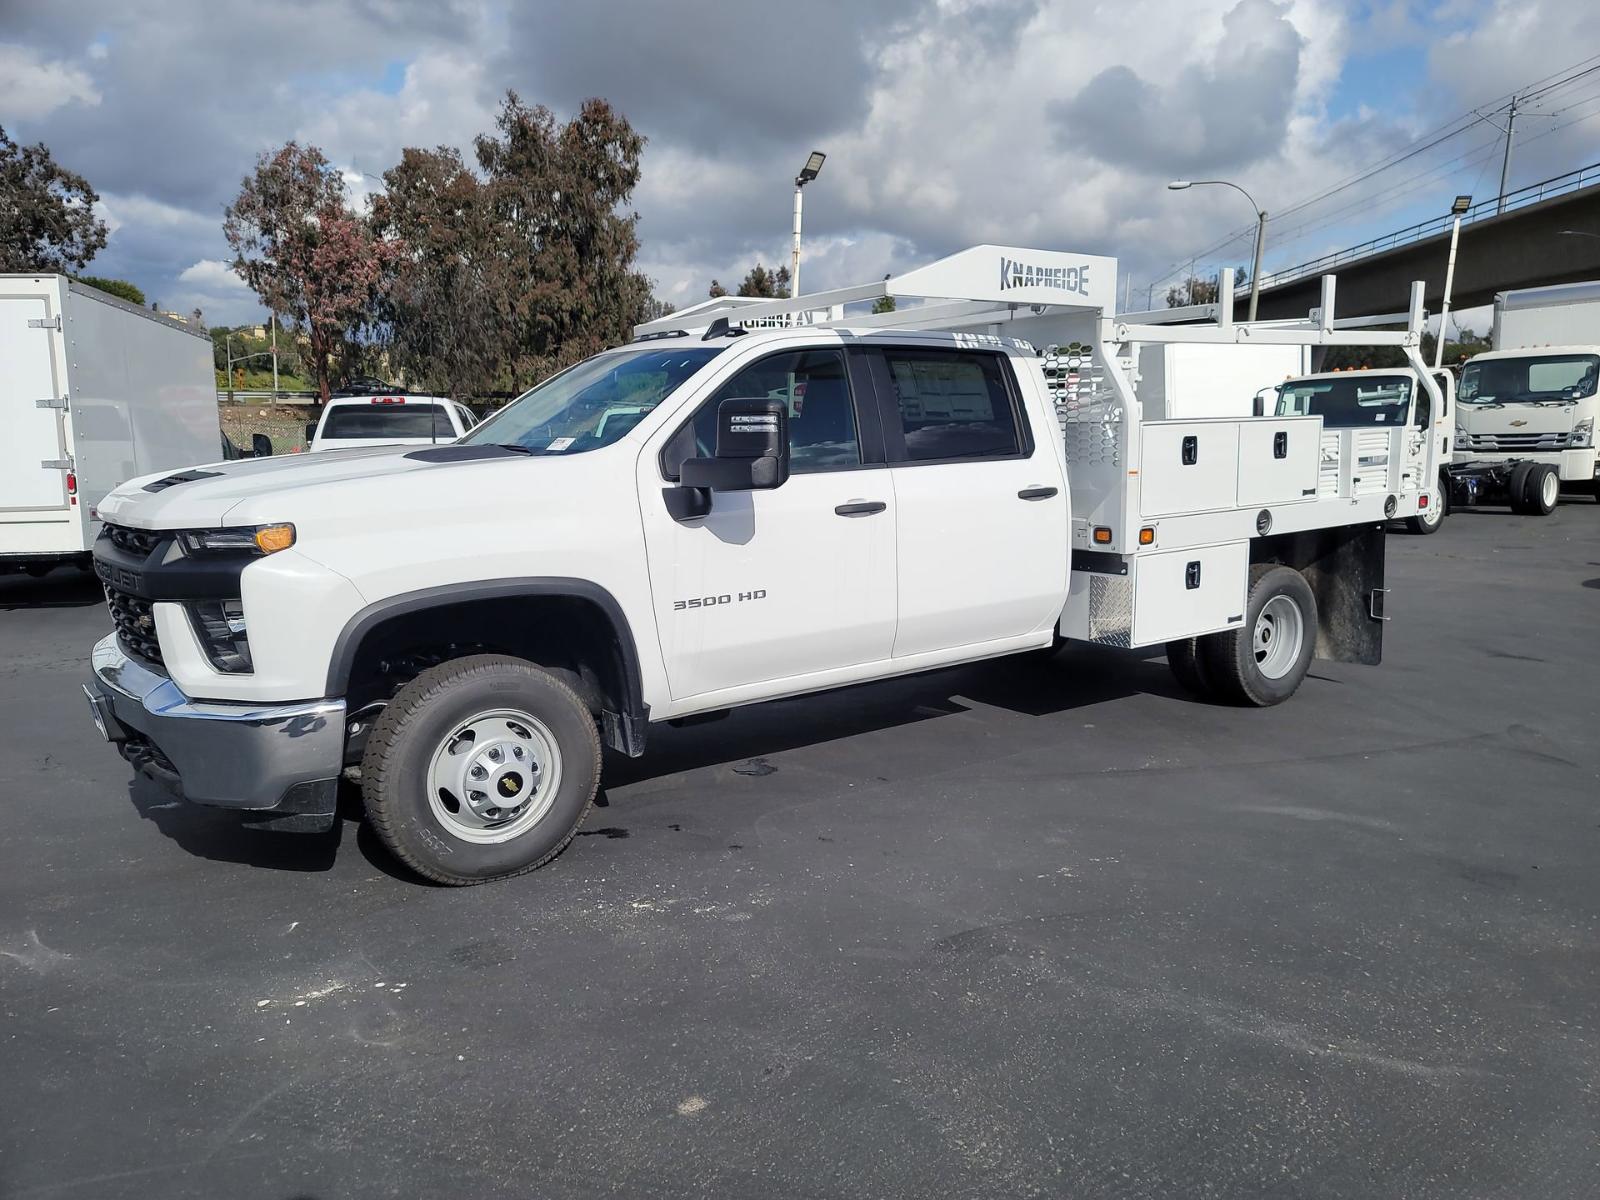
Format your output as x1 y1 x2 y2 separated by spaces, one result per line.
640 345 897 701
865 346 1068 657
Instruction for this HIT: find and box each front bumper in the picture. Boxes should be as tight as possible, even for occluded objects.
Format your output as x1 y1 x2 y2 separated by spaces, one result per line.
85 634 345 830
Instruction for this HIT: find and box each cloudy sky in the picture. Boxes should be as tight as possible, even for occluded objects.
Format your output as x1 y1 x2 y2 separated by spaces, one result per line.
3 0 1598 328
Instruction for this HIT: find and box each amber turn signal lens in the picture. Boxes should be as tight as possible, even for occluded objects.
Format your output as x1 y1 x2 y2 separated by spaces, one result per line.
1092 526 1112 544
254 524 296 554
1139 526 1155 545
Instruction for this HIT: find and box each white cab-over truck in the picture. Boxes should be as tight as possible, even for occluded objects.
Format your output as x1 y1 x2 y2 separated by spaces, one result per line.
2 274 221 576
83 247 1446 884
1448 279 1600 512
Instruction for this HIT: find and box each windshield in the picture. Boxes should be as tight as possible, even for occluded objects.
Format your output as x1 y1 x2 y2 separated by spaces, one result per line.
463 346 724 454
1459 354 1599 405
1273 375 1412 427
321 403 454 440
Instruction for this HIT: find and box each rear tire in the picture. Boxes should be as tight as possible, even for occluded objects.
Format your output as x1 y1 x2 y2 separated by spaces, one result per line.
1507 462 1534 514
1523 463 1559 515
361 654 601 885
1166 638 1215 699
1201 565 1318 707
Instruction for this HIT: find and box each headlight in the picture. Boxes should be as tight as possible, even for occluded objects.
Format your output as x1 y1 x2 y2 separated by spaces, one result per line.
188 599 252 672
1572 418 1594 448
177 523 295 556
1454 426 1470 445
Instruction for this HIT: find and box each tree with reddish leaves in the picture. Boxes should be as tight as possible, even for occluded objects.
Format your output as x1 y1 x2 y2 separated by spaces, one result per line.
223 143 397 402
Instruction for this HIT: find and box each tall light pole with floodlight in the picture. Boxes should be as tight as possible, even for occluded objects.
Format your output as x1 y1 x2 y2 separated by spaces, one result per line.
791 151 826 304
1167 179 1268 322
1436 194 1473 369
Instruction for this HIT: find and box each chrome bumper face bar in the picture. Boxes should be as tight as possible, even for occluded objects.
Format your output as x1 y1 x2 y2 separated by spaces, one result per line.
85 633 345 814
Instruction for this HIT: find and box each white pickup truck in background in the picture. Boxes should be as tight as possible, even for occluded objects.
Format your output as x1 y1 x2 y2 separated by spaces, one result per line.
81 246 1446 885
306 393 479 452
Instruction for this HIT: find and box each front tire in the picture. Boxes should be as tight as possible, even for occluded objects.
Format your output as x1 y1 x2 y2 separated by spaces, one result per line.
1201 565 1318 707
361 655 601 885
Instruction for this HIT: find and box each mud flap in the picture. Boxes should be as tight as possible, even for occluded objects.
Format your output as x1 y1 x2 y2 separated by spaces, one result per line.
1252 523 1385 665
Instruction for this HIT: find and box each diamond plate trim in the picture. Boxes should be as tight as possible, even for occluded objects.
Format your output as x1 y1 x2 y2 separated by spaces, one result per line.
1087 573 1134 648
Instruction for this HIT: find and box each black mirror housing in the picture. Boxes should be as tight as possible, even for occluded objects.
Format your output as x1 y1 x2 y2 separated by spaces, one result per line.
678 398 789 493
251 433 274 457
304 422 318 444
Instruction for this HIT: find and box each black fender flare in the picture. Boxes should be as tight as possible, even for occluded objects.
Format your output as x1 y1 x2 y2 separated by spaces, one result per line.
324 577 649 752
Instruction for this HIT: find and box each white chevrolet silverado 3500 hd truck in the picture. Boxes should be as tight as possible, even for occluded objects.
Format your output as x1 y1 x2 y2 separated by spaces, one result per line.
82 247 1445 884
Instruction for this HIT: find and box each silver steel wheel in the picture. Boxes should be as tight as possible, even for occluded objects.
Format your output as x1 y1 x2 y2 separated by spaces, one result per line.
1253 594 1305 681
1540 469 1559 509
426 708 563 845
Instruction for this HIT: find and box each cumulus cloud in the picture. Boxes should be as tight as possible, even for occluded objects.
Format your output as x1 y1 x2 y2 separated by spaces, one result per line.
3 0 1595 333
0 42 101 119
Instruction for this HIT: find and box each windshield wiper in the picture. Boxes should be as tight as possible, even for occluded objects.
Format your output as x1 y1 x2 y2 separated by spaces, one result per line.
490 442 538 455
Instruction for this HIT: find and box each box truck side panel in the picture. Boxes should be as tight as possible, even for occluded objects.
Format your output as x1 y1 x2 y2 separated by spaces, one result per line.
0 288 69 514
64 287 219 519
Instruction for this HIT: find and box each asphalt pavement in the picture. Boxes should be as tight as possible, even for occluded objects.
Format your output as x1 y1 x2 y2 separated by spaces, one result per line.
2 504 1597 1199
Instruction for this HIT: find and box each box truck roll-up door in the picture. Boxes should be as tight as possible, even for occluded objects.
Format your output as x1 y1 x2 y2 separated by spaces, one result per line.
0 294 68 511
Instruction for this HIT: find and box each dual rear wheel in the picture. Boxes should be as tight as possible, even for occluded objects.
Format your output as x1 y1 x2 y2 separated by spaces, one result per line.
1167 564 1318 706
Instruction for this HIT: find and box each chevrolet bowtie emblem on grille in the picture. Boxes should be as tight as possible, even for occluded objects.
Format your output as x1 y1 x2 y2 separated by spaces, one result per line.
1509 419 1528 426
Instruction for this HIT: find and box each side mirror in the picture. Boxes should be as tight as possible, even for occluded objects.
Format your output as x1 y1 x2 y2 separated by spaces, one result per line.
679 398 790 493
1252 395 1266 417
666 399 789 522
304 422 318 445
251 433 274 458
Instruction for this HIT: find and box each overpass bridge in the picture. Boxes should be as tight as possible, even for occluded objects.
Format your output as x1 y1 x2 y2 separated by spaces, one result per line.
1237 162 1600 322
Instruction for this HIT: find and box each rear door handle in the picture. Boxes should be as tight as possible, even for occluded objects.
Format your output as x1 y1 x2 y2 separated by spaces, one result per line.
834 500 887 516
1017 486 1058 501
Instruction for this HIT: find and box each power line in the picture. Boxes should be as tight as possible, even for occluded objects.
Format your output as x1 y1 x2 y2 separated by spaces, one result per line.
1149 50 1600 290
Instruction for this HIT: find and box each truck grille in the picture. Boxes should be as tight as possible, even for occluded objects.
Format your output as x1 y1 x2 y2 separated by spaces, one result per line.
104 584 163 665
1459 431 1572 451
102 522 164 556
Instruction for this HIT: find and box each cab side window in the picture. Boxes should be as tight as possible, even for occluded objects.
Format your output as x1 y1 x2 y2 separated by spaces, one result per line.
664 349 860 477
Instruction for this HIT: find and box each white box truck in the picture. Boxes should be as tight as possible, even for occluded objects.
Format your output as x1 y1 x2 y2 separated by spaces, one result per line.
81 247 1446 884
1 275 224 576
1448 279 1600 511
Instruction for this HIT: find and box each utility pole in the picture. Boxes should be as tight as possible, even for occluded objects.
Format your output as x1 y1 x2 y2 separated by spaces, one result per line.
270 313 280 396
1496 96 1519 215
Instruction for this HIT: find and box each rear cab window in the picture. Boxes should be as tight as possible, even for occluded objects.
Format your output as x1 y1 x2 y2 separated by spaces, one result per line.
320 402 456 440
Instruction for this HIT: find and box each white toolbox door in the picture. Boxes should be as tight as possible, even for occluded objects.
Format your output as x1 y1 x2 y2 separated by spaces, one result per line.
1139 421 1240 517
1237 417 1320 506
1132 541 1250 645
0 293 67 511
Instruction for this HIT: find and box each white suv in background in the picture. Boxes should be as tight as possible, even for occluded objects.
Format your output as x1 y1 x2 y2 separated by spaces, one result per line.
307 394 478 452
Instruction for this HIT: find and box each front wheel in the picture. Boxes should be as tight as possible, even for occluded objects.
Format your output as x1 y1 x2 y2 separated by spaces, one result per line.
361 655 602 885
1201 565 1318 707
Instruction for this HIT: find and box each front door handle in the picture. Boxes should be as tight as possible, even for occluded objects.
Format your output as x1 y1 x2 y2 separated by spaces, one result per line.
1017 486 1058 501
834 500 887 516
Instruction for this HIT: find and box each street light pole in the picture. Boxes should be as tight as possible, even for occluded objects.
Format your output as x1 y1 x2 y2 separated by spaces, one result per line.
1436 194 1473 369
1168 179 1268 321
791 151 826 308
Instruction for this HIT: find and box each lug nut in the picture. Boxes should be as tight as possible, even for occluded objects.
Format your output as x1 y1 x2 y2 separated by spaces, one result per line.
470 764 487 779
487 748 502 762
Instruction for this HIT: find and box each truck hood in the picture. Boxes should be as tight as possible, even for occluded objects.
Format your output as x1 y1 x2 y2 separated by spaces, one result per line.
1456 403 1576 435
97 445 438 529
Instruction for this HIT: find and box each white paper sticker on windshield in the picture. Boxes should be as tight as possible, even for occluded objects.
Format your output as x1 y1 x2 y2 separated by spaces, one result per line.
547 437 575 452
